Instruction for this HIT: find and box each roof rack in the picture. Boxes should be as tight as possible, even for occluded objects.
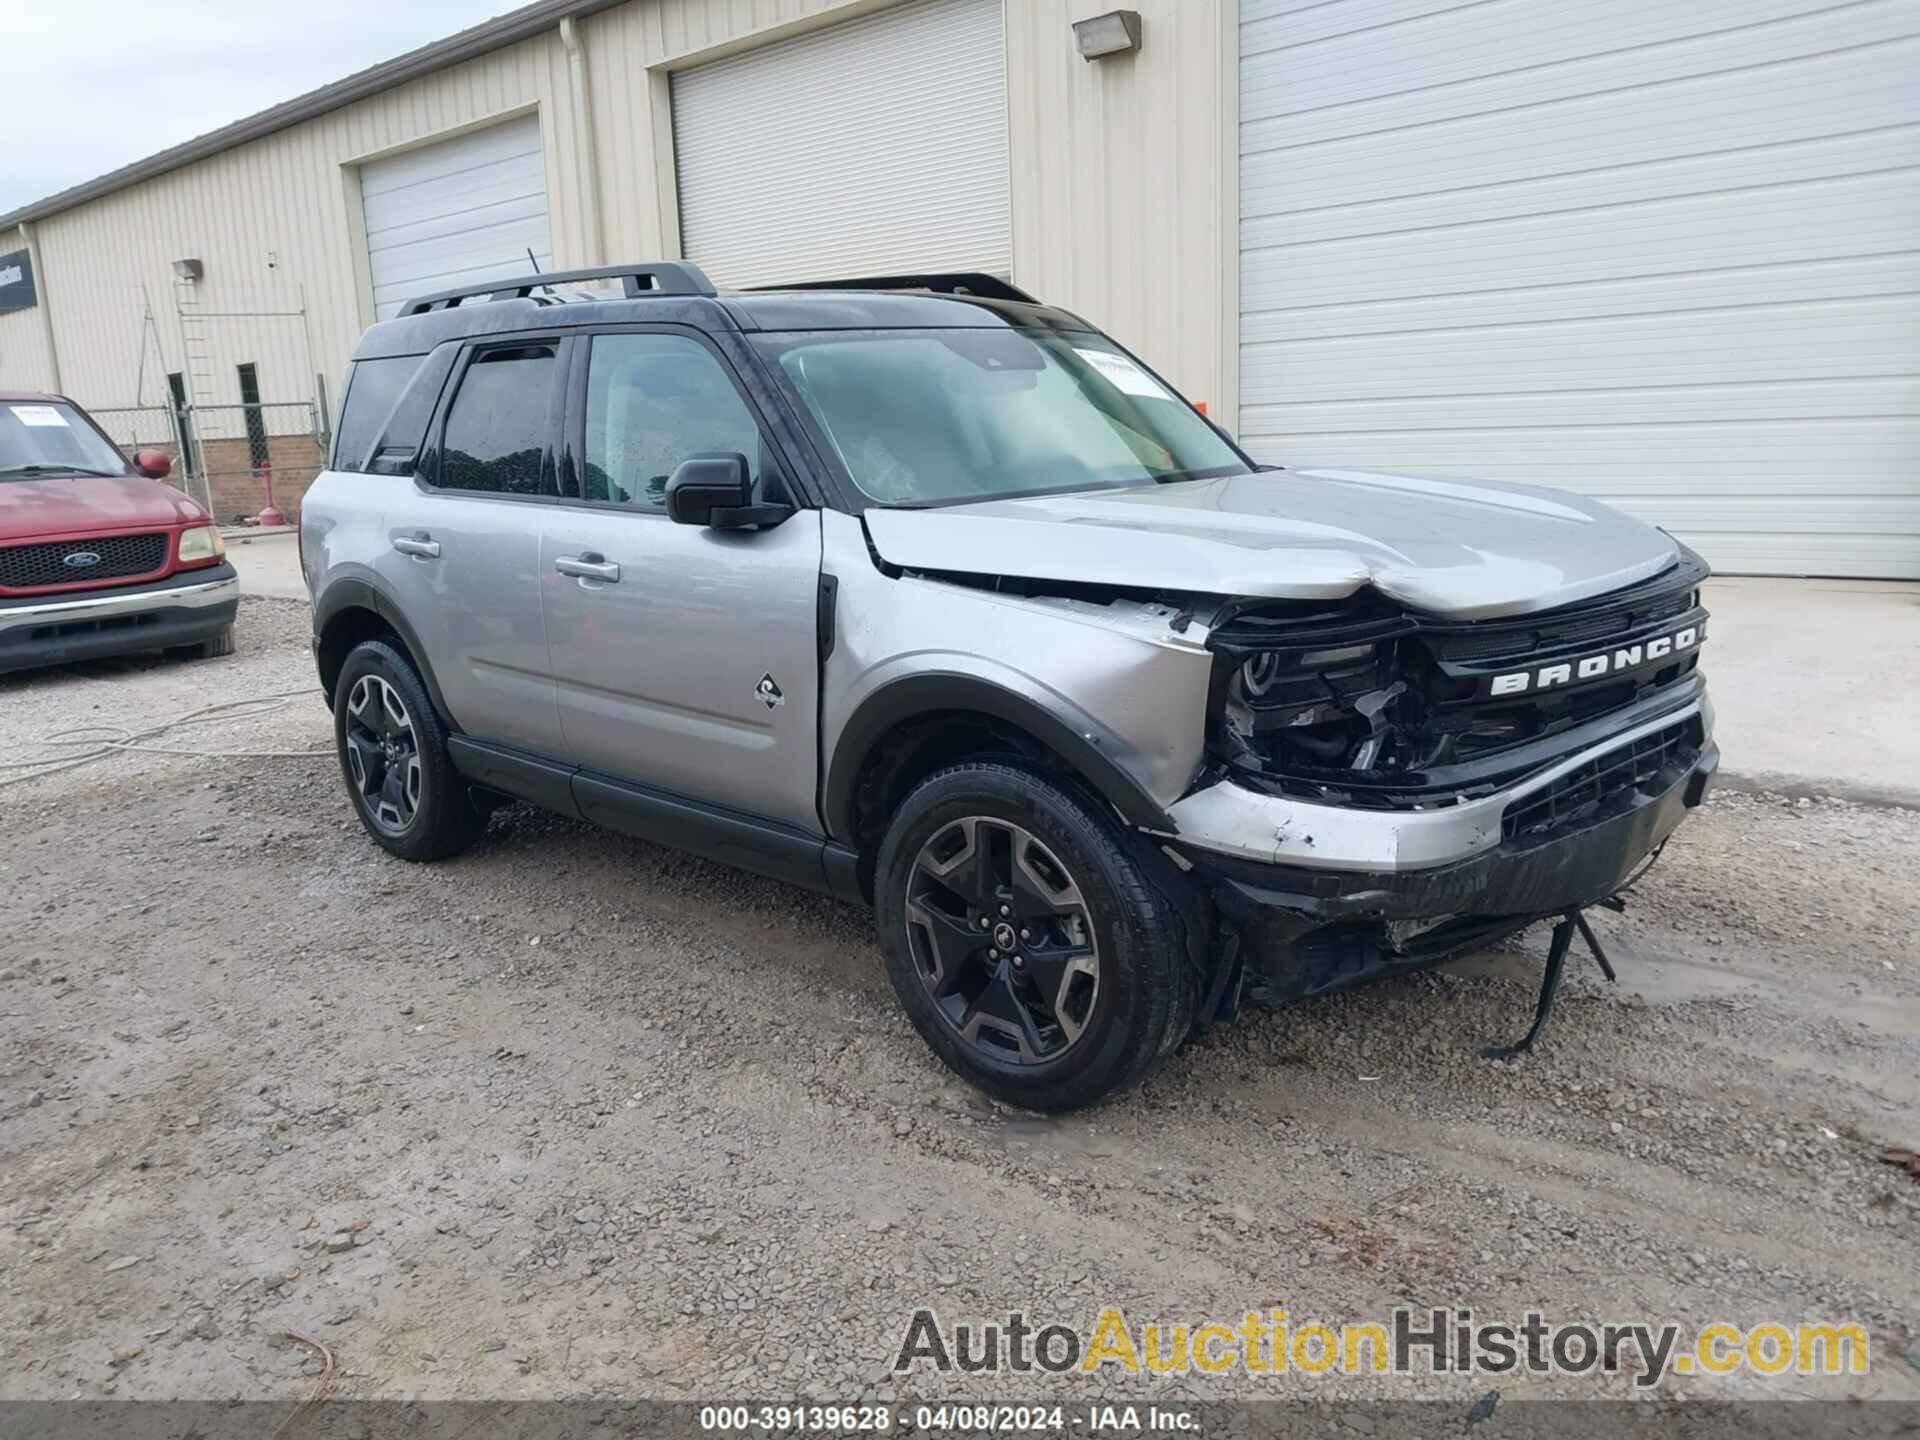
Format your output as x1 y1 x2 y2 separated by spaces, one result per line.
753 272 1038 305
399 261 717 316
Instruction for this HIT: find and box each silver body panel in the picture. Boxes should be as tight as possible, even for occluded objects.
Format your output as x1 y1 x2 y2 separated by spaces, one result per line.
374 482 563 756
864 468 1681 620
541 507 822 830
1162 697 1713 873
819 511 1216 814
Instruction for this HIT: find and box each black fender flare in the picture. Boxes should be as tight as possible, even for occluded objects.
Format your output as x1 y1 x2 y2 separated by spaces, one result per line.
313 576 456 729
823 672 1175 844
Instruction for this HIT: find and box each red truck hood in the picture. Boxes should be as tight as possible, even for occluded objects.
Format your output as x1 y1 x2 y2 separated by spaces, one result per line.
0 473 206 541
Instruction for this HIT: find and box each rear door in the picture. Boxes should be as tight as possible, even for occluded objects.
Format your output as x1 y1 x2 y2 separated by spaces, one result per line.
376 336 566 755
539 328 822 830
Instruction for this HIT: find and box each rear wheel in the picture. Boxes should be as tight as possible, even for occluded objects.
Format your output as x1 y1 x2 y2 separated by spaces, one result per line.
875 763 1191 1111
333 639 482 861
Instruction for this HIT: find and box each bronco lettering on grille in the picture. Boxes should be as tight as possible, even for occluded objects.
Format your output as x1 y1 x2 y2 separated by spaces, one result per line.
1489 625 1700 697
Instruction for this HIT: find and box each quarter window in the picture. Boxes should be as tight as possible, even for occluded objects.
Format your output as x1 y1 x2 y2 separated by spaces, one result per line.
582 334 762 510
333 355 421 472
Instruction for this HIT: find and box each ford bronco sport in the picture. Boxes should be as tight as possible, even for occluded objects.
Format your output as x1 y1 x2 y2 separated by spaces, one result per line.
1 392 237 674
302 263 1716 1111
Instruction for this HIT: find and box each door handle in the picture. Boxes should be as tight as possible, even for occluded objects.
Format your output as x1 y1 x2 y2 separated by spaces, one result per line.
392 535 440 559
555 553 620 583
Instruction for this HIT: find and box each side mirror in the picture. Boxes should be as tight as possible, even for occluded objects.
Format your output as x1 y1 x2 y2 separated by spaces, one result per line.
665 453 791 529
132 448 173 479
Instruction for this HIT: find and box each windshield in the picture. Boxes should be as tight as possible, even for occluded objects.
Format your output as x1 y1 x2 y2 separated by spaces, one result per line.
0 401 130 480
756 329 1249 507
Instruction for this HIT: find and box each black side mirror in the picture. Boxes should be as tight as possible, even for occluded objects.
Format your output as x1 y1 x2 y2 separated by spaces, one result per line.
665 453 792 529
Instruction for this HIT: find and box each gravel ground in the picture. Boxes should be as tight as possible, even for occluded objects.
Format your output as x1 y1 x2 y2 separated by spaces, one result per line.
1 598 1916 1407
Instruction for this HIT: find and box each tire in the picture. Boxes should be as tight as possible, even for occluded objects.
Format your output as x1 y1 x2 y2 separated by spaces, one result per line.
875 762 1193 1112
332 638 483 862
167 626 234 662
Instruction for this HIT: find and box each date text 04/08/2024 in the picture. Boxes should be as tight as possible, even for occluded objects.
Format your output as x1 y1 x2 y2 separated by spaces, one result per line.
695 1403 1200 1431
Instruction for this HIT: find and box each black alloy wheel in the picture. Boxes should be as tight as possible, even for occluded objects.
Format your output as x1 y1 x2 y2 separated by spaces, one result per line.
905 815 1102 1065
332 638 483 862
876 763 1193 1111
343 672 422 835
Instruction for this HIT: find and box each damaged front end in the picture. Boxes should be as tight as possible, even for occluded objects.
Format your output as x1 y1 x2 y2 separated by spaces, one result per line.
1173 550 1719 1011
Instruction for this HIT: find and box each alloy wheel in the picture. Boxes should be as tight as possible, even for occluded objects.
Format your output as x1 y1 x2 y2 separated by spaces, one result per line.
904 816 1101 1065
343 674 422 835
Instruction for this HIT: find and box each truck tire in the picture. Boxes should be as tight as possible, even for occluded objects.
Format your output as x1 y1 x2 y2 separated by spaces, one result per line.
875 762 1192 1112
167 626 235 662
332 638 482 862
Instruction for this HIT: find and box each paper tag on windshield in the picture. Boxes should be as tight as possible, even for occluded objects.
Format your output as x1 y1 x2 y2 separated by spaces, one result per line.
9 404 69 428
1075 348 1172 400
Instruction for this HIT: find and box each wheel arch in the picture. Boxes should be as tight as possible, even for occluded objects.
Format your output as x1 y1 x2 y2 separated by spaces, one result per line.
825 673 1175 866
313 577 454 727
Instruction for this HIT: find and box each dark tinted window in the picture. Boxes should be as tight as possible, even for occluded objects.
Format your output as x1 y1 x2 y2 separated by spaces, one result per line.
438 344 556 496
334 356 422 472
237 362 268 467
582 335 762 510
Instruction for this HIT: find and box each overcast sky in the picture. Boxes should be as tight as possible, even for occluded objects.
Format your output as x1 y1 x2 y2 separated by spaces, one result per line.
0 0 512 213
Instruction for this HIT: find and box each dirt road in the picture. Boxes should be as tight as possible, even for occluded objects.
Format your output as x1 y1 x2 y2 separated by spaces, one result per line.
2 599 1916 1406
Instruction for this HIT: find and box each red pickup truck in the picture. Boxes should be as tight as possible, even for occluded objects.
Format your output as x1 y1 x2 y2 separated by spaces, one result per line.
0 391 239 674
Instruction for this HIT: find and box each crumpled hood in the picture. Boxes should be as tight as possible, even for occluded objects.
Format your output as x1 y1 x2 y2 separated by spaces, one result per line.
0 473 205 541
862 469 1682 619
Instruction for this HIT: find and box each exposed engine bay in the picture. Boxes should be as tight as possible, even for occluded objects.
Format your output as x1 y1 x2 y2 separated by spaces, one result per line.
1199 548 1710 810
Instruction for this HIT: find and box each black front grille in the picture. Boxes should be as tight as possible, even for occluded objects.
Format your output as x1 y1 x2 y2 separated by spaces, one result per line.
1502 718 1699 840
0 533 168 589
1430 584 1696 663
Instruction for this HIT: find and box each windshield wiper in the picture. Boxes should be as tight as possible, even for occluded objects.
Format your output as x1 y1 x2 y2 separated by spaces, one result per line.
0 464 124 478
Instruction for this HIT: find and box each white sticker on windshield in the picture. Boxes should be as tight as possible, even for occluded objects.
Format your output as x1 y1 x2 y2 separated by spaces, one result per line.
1074 348 1172 400
9 404 69 428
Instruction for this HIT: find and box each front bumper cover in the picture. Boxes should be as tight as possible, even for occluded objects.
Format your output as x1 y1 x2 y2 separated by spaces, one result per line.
0 566 239 674
1171 707 1717 1004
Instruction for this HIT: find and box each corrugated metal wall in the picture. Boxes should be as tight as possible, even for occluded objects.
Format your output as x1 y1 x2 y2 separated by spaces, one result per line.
0 227 61 394
672 0 1011 288
17 32 585 430
1237 0 1920 578
3 0 1232 431
1007 0 1234 412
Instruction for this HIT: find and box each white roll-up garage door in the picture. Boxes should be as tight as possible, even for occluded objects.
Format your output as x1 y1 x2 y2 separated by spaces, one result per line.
360 114 553 321
671 0 1010 289
1238 0 1920 578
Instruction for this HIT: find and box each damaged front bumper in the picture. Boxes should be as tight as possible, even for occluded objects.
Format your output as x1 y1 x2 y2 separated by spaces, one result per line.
1162 698 1717 1004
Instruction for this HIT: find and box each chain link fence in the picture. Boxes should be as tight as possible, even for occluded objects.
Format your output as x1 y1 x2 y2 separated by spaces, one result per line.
89 399 326 529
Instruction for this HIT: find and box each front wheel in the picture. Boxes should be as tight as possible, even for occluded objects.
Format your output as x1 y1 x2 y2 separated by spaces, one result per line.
874 763 1192 1112
332 639 482 862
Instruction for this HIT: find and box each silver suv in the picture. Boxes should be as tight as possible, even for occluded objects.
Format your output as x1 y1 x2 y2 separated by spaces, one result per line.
302 262 1717 1111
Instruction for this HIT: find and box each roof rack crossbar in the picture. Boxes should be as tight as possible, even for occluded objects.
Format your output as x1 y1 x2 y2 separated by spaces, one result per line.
399 261 717 316
752 272 1037 305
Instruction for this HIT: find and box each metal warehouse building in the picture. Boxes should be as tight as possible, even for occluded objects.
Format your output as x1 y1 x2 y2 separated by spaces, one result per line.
1 0 1914 576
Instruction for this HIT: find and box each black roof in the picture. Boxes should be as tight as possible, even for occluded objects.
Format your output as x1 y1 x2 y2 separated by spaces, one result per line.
352 266 1095 361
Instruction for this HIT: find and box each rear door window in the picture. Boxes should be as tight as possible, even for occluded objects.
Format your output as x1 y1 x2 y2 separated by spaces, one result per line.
436 342 560 497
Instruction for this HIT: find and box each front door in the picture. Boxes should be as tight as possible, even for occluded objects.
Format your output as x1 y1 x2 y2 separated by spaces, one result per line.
540 330 822 831
378 337 565 755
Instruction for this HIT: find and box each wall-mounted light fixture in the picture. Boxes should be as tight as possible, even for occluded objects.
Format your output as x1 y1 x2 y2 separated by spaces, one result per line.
172 258 204 282
1072 9 1142 60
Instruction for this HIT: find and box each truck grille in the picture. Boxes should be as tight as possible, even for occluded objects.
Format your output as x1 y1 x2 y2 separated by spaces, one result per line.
1502 717 1700 841
0 533 168 589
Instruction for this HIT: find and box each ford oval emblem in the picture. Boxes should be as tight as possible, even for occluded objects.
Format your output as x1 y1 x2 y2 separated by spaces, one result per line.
63 551 102 568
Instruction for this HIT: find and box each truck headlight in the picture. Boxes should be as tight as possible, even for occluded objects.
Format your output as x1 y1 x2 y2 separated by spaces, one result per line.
178 525 225 564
